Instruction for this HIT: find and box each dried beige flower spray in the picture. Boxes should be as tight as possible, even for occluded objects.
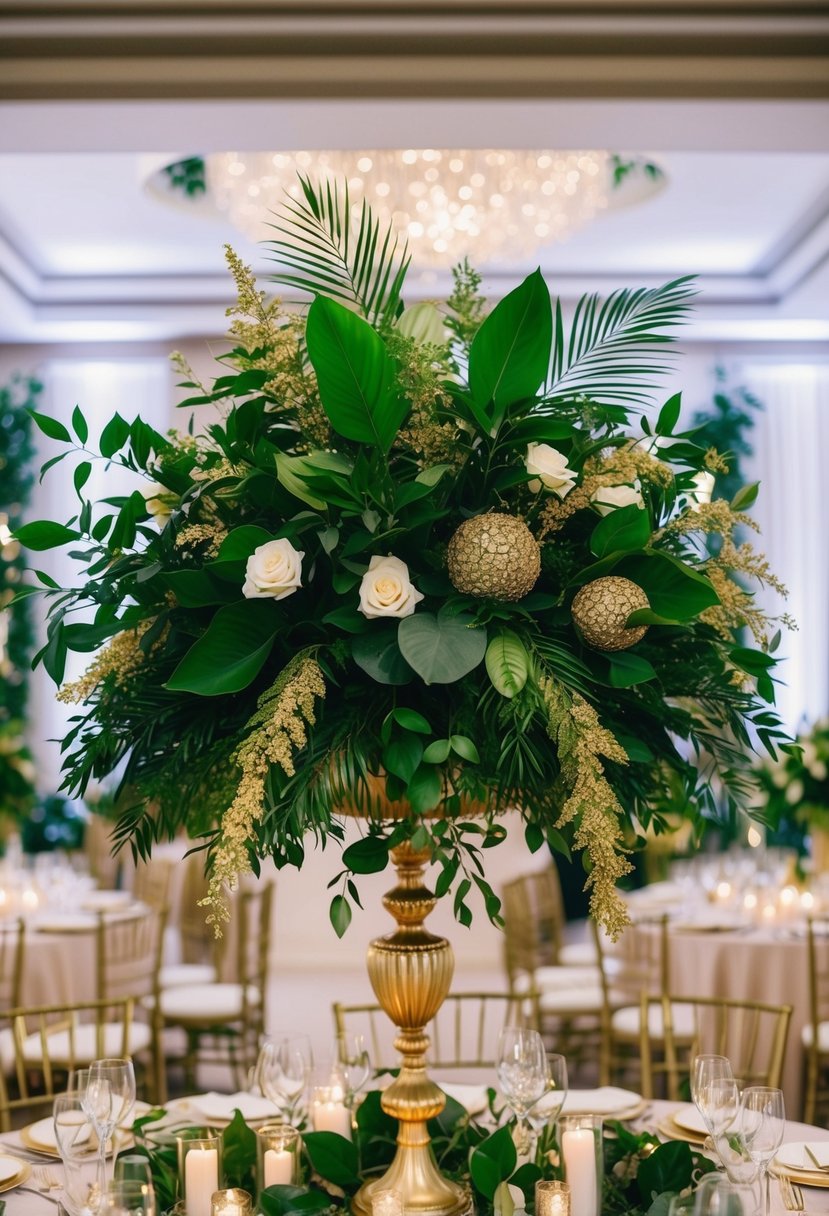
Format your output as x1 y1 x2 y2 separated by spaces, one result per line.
201 652 325 931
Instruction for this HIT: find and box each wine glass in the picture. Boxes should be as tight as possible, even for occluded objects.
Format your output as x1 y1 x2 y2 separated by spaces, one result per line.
256 1033 313 1119
693 1175 760 1215
54 1089 106 1215
338 1033 371 1109
496 1027 548 1147
73 1058 137 1192
692 1055 734 1135
526 1052 568 1156
739 1087 785 1216
100 1178 157 1215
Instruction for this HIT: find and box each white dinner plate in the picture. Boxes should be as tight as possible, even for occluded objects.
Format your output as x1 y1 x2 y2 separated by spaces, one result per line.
23 1115 92 1153
189 1091 280 1124
437 1083 489 1116
775 1142 829 1173
0 1156 30 1193
32 911 97 933
81 890 133 912
561 1087 642 1116
670 1104 709 1136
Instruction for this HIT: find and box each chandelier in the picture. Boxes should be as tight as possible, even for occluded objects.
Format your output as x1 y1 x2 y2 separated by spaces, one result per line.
204 149 614 267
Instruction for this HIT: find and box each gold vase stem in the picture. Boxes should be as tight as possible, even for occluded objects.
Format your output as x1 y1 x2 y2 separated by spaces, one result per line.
351 844 470 1216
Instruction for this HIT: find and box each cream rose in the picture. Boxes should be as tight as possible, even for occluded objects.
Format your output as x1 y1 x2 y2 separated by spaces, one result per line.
141 482 177 529
590 482 645 516
242 538 304 600
525 443 577 498
358 555 423 619
689 469 715 507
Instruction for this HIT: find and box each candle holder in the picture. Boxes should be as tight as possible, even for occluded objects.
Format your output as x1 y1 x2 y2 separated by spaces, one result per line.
211 1188 253 1215
176 1129 224 1216
535 1180 571 1216
310 1078 353 1140
558 1115 602 1216
257 1124 301 1194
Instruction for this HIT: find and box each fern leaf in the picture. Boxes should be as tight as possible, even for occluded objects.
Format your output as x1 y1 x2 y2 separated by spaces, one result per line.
265 174 411 330
546 276 696 407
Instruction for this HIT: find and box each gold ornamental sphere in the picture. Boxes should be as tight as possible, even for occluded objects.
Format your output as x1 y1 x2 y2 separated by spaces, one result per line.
446 512 541 602
571 576 650 651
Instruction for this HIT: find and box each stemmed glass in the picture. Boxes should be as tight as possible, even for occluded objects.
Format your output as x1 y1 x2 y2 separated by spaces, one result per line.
739 1087 785 1216
256 1033 314 1120
99 1178 156 1216
338 1033 372 1111
54 1089 106 1215
496 1027 548 1149
72 1058 137 1193
526 1052 568 1155
692 1055 735 1136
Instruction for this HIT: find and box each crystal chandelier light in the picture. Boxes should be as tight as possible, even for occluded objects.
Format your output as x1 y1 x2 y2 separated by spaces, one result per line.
205 148 612 266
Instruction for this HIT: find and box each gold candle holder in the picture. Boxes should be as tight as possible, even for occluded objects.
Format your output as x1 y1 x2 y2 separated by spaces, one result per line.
210 1189 252 1215
535 1180 571 1216
257 1123 301 1193
176 1129 223 1216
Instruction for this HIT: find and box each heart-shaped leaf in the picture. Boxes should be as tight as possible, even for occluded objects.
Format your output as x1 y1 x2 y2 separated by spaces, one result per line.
352 625 414 685
398 611 487 685
165 601 280 695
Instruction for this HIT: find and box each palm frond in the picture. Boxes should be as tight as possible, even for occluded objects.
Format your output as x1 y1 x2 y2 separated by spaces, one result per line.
544 276 697 408
265 174 411 330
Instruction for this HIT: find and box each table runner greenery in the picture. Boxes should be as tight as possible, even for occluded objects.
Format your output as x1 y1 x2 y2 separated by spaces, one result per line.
130 1094 715 1216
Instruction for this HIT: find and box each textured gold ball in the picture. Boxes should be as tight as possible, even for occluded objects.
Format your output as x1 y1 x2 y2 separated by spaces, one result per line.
446 512 541 602
571 576 650 651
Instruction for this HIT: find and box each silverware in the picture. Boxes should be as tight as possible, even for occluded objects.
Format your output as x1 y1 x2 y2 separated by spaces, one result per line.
779 1174 806 1212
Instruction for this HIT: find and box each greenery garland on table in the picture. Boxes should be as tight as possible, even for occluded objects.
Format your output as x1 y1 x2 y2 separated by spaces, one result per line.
129 1095 716 1216
15 177 790 936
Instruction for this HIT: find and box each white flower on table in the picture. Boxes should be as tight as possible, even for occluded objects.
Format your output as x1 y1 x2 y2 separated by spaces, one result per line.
242 538 304 600
525 443 577 498
358 555 423 619
590 481 645 516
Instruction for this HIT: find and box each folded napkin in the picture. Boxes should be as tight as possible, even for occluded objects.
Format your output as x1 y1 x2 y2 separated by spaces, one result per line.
190 1091 278 1124
561 1087 641 1115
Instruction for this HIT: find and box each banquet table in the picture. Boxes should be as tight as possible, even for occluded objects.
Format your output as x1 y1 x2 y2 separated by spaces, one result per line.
1 1098 828 1214
622 890 813 1119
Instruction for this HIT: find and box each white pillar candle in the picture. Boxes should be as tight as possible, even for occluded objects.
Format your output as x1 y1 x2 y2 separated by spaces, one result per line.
185 1147 219 1216
264 1148 294 1186
312 1095 352 1140
561 1127 598 1216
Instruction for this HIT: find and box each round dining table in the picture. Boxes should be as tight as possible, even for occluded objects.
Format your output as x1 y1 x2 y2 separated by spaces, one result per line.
0 1099 826 1213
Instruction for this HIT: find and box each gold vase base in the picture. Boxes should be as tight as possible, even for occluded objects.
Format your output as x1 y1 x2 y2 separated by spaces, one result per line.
351 1172 472 1216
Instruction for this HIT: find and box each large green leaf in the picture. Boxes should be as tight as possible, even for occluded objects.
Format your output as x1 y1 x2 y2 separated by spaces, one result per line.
468 269 552 413
485 631 529 698
398 611 487 685
306 295 406 451
15 521 80 550
622 552 719 620
590 503 651 558
302 1131 360 1188
352 624 414 685
165 601 280 695
267 174 410 330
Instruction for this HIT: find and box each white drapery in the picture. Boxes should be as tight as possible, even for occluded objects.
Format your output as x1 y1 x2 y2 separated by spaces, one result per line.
740 362 829 732
28 358 171 793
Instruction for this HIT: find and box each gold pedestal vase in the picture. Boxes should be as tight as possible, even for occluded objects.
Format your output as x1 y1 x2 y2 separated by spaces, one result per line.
351 842 471 1216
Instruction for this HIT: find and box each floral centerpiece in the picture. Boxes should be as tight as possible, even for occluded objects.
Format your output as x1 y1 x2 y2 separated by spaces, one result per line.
16 177 788 937
759 719 829 863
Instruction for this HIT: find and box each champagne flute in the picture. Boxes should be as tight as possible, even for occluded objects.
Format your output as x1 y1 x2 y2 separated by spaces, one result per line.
54 1089 106 1215
257 1034 313 1119
73 1058 137 1192
739 1087 785 1216
692 1055 734 1135
496 1027 548 1149
338 1033 372 1109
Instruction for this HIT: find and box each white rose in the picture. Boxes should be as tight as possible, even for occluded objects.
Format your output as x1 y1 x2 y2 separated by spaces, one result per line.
242 538 304 600
525 443 577 498
358 555 423 619
590 482 645 516
141 482 177 529
689 469 715 507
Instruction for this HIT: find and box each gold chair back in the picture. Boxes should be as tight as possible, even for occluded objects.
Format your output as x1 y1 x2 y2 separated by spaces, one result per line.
639 993 792 1101
0 996 134 1131
334 990 529 1074
0 918 25 1010
178 854 215 966
96 905 167 1004
804 915 829 1122
131 857 175 911
502 870 565 988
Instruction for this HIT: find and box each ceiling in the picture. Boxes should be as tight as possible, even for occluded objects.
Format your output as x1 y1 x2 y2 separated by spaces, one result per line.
1 3 828 347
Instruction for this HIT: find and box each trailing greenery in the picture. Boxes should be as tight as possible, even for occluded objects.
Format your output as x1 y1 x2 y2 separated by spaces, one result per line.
0 374 40 824
128 1095 716 1216
15 178 789 935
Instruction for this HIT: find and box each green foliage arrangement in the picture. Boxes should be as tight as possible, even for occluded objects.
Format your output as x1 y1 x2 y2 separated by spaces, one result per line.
15 178 789 935
129 1095 715 1216
0 374 40 823
759 718 829 837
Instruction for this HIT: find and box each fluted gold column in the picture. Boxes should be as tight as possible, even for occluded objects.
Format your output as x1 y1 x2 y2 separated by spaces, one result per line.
351 843 471 1216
